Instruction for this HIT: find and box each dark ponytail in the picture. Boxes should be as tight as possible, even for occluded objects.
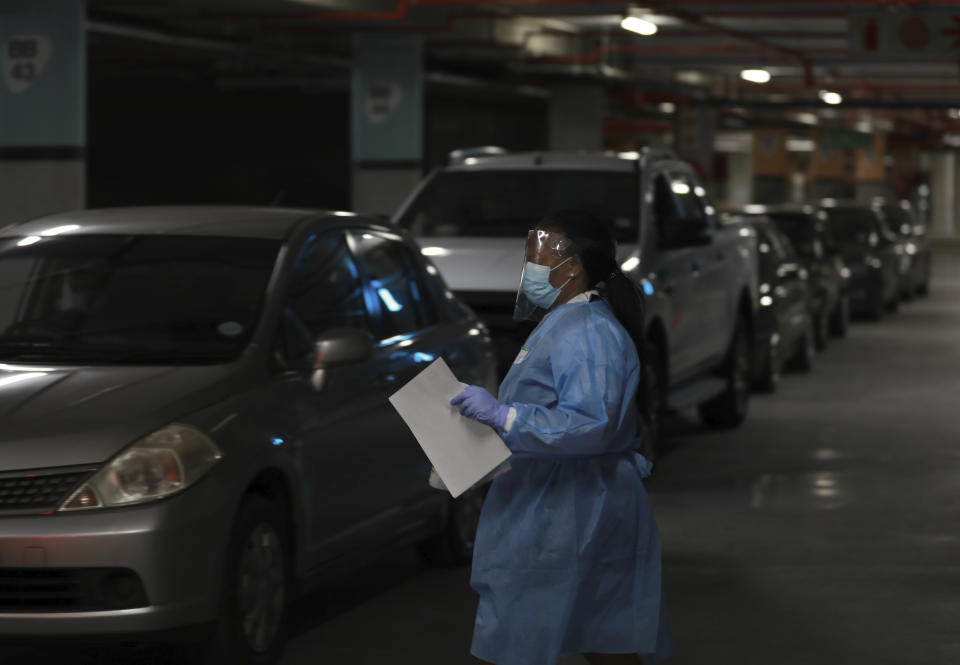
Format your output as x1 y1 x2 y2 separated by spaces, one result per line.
537 209 650 421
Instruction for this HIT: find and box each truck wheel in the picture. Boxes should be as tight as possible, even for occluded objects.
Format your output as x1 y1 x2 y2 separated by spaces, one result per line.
699 315 750 429
420 483 488 567
830 295 850 337
208 494 290 665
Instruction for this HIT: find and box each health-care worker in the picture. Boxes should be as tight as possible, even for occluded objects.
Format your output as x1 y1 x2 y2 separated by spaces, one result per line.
450 209 671 665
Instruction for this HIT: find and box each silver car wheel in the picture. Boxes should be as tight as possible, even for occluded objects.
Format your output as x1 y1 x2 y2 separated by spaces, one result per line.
237 522 286 653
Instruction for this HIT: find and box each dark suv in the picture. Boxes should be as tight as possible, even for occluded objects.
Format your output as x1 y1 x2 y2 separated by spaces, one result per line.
873 199 932 298
740 204 852 347
820 201 900 320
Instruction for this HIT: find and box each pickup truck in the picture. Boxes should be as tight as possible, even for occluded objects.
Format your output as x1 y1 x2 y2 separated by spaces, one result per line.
392 148 759 452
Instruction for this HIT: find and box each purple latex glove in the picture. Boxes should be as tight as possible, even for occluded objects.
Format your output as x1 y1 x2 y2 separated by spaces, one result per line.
450 385 510 431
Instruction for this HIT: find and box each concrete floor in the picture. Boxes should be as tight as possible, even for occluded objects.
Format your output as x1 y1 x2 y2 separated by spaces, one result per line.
12 251 960 665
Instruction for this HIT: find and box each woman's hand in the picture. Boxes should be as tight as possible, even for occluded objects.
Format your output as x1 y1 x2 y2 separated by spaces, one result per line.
450 385 510 431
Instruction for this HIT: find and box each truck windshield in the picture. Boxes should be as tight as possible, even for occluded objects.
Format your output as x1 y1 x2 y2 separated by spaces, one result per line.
396 170 639 242
0 234 280 365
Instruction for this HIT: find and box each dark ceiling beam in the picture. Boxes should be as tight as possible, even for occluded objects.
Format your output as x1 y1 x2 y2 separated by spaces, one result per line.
87 14 351 69
655 6 816 85
702 98 960 110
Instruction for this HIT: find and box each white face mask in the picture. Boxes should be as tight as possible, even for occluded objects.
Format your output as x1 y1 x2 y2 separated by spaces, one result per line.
520 256 572 309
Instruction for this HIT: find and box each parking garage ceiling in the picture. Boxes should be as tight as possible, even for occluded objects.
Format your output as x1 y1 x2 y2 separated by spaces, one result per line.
88 1 960 139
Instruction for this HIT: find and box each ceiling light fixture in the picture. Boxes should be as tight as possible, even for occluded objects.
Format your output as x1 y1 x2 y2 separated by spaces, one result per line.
621 16 658 36
740 69 771 84
819 90 843 105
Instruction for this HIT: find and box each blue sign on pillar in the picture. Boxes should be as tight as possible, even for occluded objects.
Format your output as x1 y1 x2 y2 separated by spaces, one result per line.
351 34 423 165
0 0 85 149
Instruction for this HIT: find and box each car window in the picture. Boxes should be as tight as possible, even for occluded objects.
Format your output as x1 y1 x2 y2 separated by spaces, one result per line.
769 227 796 261
0 235 280 365
769 213 814 249
825 207 880 246
0 254 36 333
653 171 708 228
350 231 437 339
668 172 707 225
286 231 368 336
755 226 780 272
652 174 679 227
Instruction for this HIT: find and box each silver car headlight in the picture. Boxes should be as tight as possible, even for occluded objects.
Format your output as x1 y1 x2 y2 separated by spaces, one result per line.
60 424 223 511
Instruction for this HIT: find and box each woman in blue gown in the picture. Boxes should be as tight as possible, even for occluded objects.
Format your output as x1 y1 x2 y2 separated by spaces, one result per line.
451 210 671 665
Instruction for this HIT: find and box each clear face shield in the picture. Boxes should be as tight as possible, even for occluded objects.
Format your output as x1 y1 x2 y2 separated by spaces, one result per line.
514 229 577 321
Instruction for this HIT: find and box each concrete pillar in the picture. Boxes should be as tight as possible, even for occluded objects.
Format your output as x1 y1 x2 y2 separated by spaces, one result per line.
351 34 423 216
0 0 85 226
724 152 753 204
548 83 603 152
929 151 956 239
854 133 888 204
808 131 854 202
752 128 791 204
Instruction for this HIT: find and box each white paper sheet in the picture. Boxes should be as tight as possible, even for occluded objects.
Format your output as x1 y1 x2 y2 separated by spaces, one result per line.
388 358 511 498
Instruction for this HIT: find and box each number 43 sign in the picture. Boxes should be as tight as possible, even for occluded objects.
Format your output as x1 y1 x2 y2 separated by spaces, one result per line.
3 35 53 94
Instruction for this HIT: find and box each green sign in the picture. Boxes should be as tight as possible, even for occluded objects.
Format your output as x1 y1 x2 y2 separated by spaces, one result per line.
351 34 422 164
0 0 85 147
819 130 873 151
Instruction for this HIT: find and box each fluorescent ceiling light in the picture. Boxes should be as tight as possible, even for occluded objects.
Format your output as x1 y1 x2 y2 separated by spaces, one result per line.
740 69 771 84
819 90 843 105
786 138 815 152
421 246 450 257
676 70 707 86
621 16 658 36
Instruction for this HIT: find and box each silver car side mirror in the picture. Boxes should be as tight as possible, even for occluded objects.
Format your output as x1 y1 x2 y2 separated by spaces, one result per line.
310 327 373 391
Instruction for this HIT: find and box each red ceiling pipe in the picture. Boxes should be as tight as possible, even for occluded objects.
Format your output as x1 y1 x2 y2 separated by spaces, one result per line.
178 0 627 23
653 5 816 86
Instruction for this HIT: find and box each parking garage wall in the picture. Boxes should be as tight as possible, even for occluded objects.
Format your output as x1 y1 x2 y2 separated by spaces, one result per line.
88 70 547 216
87 73 352 211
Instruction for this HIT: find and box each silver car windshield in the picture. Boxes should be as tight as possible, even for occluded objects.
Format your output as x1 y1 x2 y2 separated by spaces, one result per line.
396 170 639 243
0 234 280 365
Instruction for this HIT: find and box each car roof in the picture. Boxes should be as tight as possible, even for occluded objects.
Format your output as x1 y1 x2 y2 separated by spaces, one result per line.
0 206 366 241
443 151 641 173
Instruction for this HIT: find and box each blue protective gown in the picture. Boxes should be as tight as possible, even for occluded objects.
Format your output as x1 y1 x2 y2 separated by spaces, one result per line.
470 297 671 665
